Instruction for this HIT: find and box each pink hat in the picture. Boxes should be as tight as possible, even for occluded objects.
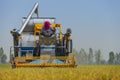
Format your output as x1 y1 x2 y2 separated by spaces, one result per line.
44 21 50 30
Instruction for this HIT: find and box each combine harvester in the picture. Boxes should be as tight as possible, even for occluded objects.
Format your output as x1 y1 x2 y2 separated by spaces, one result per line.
10 3 76 68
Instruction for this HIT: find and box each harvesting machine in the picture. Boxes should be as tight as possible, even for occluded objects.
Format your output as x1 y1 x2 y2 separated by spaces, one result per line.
10 3 76 68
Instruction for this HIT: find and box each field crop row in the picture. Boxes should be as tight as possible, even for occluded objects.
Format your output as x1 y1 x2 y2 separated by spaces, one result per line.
0 65 120 80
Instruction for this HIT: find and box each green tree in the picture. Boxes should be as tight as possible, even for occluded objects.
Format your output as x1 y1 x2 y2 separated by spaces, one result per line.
108 51 115 64
72 48 78 55
1 54 7 63
88 48 93 64
0 47 4 63
115 53 119 64
119 53 120 64
100 59 106 64
0 47 7 63
72 49 79 64
118 53 120 64
0 47 4 57
78 48 88 64
95 50 101 64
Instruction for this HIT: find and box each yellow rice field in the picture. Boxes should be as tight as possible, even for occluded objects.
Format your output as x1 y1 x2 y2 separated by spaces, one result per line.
0 64 120 80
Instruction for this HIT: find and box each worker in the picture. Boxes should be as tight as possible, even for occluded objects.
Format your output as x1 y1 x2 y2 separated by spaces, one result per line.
41 21 55 37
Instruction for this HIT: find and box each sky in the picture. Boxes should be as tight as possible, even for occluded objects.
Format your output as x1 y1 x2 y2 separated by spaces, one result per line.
0 0 120 61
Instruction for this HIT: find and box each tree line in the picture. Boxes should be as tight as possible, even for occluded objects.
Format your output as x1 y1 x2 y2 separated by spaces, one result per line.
0 47 7 64
73 48 120 65
0 46 120 65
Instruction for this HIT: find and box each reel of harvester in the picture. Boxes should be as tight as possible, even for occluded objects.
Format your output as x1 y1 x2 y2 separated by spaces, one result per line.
10 3 76 68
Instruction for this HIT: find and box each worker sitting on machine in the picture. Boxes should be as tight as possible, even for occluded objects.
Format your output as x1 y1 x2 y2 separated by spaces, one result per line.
41 21 55 37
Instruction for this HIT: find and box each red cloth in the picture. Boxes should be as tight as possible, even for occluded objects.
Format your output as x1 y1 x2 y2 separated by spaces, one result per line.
44 21 50 30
